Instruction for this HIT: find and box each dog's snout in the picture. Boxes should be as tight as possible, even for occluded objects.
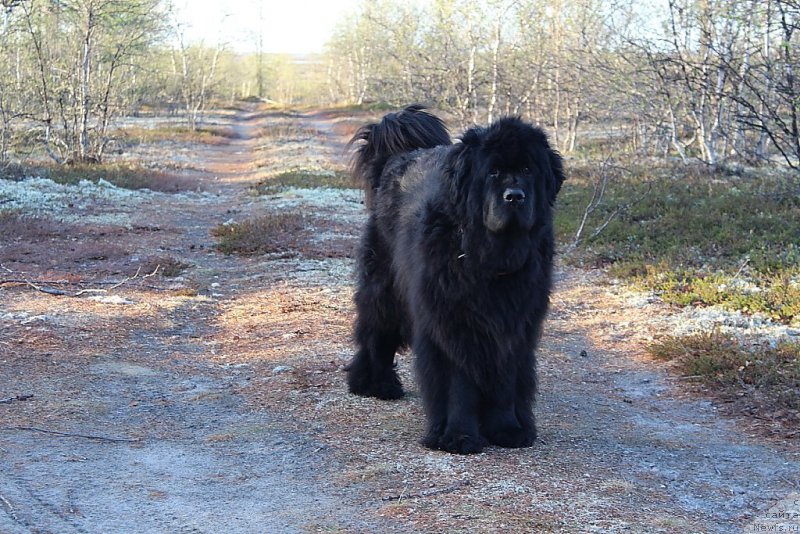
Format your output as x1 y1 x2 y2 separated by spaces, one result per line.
503 188 525 203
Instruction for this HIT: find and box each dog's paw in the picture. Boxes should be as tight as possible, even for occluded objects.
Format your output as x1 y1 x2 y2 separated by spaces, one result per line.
347 368 404 400
439 432 485 454
369 375 405 400
485 425 536 448
423 428 484 454
420 423 445 450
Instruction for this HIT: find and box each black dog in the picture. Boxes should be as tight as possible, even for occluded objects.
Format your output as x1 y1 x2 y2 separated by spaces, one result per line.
346 105 564 454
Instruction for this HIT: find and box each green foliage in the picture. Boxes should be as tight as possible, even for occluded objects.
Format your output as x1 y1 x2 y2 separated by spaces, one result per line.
648 331 800 410
252 169 355 195
211 214 307 256
557 164 800 324
637 267 800 324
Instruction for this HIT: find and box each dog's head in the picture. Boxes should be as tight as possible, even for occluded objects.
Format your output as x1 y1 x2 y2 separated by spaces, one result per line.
451 117 564 235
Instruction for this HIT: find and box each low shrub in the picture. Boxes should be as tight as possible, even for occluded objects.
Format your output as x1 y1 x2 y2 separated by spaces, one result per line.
211 213 307 255
648 331 800 414
557 163 800 324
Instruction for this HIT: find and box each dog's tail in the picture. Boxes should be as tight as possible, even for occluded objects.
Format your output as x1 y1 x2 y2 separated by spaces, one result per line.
349 105 450 210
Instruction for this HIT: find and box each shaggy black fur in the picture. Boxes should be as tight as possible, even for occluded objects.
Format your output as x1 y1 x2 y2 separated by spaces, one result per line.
346 105 565 454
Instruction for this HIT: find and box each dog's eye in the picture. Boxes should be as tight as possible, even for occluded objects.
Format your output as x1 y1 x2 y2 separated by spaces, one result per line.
488 169 500 179
521 167 531 175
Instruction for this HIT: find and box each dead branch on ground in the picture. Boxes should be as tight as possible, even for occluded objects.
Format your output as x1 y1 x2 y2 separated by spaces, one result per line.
0 425 140 443
0 265 161 297
381 480 471 502
0 394 34 404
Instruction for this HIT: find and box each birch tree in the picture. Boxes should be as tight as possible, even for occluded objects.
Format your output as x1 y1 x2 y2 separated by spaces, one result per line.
17 0 164 163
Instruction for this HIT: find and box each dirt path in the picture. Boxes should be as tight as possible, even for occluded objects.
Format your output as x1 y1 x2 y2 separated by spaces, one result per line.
1 107 798 533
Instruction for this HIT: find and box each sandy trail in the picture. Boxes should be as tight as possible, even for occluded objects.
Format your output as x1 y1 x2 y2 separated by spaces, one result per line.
0 107 797 533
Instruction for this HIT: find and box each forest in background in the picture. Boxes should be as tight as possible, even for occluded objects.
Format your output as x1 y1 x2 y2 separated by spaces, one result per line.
329 0 800 170
0 0 798 169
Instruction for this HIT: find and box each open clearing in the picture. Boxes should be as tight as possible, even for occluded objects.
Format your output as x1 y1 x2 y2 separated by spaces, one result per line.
1 107 798 533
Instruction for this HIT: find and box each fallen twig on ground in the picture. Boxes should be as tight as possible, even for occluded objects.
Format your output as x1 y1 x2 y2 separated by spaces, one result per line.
381 480 471 502
0 265 162 297
0 426 140 443
104 265 160 291
0 492 18 523
24 280 68 295
0 394 34 404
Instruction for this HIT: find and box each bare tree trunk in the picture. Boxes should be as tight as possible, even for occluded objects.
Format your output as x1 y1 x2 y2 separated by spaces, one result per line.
466 31 477 124
757 0 775 161
668 105 689 164
96 44 126 162
22 1 62 164
553 67 561 148
778 1 800 164
733 3 756 158
79 2 95 162
256 1 264 97
565 94 581 153
191 45 221 129
0 95 9 163
487 15 501 123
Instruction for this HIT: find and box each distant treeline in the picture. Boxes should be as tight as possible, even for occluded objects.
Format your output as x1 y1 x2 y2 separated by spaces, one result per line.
0 0 320 164
0 0 797 169
325 0 800 169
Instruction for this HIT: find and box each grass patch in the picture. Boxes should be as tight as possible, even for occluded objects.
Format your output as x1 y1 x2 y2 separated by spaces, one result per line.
557 163 800 325
0 162 192 192
648 331 800 417
211 213 307 255
256 122 319 143
635 266 800 324
119 124 238 145
252 169 355 195
0 210 62 239
0 210 129 268
327 102 396 114
171 287 199 297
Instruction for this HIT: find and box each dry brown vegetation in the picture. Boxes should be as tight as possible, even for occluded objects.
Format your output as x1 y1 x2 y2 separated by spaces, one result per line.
648 332 800 432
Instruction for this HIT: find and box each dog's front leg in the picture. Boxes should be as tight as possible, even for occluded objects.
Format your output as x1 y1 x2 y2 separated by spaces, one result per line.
416 335 484 454
440 369 485 454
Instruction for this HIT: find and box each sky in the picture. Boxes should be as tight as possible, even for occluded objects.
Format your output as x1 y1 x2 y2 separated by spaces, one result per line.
172 0 361 55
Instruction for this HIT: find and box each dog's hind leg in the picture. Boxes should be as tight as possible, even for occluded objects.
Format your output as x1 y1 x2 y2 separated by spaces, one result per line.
347 322 403 400
346 223 405 400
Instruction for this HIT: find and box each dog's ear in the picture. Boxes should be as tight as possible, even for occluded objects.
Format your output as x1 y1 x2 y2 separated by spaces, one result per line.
447 126 483 198
460 126 484 149
546 148 565 206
